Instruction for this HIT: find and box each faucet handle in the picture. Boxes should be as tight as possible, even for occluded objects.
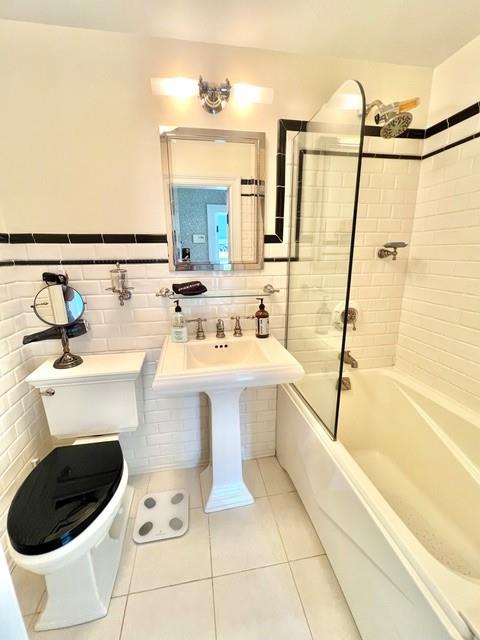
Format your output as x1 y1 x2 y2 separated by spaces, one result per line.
230 316 242 337
187 317 207 340
216 319 226 339
230 315 254 337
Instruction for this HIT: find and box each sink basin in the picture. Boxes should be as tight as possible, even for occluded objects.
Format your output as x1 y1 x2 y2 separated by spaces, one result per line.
153 332 304 395
153 332 304 513
186 339 265 369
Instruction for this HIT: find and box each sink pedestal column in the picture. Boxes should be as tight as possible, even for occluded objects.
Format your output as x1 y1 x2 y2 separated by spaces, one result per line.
200 388 254 513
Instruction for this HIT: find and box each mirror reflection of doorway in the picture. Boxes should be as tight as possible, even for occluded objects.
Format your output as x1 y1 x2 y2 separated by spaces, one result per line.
172 184 230 264
207 204 229 264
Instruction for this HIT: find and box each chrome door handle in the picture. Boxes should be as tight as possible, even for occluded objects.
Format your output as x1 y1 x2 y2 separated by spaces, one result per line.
40 388 55 396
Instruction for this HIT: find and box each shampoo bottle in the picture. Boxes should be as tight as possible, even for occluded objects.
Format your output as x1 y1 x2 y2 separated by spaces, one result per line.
255 298 269 339
171 301 188 343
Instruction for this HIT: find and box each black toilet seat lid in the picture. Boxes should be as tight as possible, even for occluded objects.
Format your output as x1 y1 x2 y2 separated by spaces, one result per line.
7 441 124 556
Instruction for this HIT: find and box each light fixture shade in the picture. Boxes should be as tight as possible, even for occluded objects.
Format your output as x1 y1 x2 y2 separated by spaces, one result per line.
232 84 274 105
150 77 197 98
151 77 274 109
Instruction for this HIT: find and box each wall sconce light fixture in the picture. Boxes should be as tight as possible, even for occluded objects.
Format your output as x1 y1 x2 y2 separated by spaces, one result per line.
151 76 273 114
198 76 231 114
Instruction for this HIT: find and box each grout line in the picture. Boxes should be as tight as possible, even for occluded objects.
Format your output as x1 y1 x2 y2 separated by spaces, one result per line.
126 574 214 598
212 560 290 582
118 594 128 640
126 558 294 595
266 490 314 639
206 514 218 639
287 560 314 640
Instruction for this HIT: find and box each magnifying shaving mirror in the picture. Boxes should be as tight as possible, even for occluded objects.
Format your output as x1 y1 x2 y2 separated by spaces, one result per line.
27 284 87 369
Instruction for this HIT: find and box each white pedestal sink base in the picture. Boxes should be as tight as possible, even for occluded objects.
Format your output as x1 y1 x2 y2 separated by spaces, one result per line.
153 334 305 513
202 388 254 513
200 466 254 512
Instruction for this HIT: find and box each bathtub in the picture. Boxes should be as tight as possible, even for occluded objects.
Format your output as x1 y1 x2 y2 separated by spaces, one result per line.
277 368 480 640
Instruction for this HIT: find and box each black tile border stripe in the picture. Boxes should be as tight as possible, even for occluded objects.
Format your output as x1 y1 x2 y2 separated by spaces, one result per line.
266 119 307 245
427 101 480 137
4 233 168 244
2 258 169 267
264 256 298 262
0 256 296 266
422 130 480 160
363 152 422 161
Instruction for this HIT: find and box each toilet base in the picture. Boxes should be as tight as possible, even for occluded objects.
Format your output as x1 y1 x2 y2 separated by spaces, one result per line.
34 485 133 631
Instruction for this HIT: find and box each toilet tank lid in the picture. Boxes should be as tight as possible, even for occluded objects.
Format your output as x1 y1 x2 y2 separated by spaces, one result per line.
26 351 146 387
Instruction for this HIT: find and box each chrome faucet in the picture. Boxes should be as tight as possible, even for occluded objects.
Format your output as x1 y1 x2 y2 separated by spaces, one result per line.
343 350 358 368
230 315 255 337
216 319 226 339
187 317 207 340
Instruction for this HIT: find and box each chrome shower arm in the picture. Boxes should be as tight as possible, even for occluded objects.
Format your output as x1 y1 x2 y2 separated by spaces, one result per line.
365 99 383 116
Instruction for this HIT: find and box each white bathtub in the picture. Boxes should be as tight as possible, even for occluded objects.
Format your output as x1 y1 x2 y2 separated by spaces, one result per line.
277 368 480 640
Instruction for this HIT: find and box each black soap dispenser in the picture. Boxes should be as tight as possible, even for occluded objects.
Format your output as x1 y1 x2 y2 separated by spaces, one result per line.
255 298 269 339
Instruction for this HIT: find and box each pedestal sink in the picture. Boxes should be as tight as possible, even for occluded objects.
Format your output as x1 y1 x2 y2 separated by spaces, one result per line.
153 332 304 512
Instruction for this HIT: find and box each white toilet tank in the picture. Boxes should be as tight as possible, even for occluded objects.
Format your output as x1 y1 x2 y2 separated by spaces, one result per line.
26 352 146 439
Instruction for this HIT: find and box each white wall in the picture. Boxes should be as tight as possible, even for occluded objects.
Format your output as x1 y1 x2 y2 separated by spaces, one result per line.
0 19 432 238
427 33 480 125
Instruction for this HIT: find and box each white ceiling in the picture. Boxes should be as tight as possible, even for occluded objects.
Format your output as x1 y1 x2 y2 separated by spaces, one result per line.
2 0 480 67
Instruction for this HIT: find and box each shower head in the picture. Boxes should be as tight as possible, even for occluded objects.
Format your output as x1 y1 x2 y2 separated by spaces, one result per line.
365 97 420 138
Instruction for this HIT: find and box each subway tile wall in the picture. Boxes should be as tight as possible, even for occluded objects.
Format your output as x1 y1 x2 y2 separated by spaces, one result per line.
11 253 288 477
347 147 420 368
396 134 480 412
0 267 51 564
286 134 420 373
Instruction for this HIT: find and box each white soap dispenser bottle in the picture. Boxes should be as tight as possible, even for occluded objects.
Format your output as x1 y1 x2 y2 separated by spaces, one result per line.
171 301 188 343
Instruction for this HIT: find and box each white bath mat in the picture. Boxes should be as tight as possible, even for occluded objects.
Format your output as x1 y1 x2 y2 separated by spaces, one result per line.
133 490 189 544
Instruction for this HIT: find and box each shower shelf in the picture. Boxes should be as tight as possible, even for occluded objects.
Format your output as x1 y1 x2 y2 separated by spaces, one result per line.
155 284 279 300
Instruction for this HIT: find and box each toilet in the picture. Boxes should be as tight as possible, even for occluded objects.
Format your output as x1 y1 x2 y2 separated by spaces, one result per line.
7 351 145 631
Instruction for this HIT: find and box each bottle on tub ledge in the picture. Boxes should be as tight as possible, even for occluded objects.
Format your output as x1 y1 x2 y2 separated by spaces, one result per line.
255 298 269 339
171 301 188 343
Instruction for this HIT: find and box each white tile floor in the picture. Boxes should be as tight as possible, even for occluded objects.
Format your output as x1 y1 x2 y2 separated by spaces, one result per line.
13 457 361 640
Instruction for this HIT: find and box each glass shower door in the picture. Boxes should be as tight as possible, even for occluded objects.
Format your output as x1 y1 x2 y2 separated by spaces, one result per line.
286 80 365 438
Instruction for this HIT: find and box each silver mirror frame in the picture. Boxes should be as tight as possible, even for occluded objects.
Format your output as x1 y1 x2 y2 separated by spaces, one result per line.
160 127 265 272
32 284 85 327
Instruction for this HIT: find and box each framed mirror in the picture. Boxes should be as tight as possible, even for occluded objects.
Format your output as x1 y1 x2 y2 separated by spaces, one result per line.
160 128 265 271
